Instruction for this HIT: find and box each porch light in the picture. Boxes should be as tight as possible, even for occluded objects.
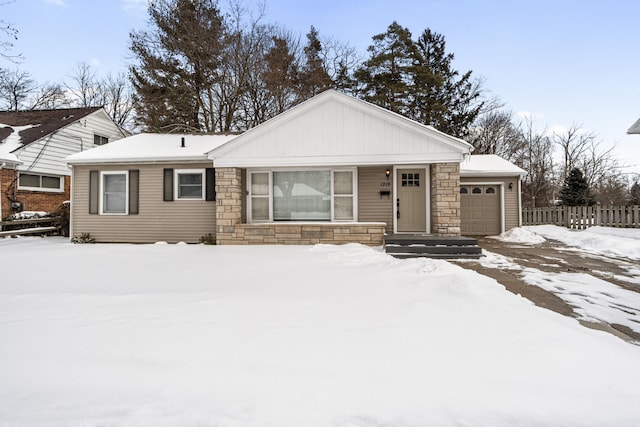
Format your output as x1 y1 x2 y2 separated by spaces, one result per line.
385 169 391 180
509 182 513 190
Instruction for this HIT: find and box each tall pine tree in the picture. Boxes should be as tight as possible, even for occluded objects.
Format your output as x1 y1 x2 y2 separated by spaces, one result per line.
298 26 333 99
129 0 224 132
354 22 482 138
559 168 595 206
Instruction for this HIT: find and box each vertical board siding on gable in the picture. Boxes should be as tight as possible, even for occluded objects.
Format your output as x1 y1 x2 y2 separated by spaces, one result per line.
357 166 393 234
72 163 216 243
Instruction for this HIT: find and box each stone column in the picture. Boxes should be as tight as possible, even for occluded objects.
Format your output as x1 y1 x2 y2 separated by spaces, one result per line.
430 162 461 236
215 167 244 244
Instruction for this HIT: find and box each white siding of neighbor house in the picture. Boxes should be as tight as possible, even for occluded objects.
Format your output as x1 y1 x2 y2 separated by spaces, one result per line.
460 176 521 232
211 91 471 167
16 110 125 177
357 166 394 234
71 163 216 243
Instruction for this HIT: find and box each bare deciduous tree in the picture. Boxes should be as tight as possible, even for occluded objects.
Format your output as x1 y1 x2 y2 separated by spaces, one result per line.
468 109 525 163
519 117 554 207
0 68 36 110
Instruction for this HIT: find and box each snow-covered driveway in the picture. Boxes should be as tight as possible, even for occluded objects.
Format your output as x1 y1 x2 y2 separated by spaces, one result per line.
465 226 640 342
1 237 640 426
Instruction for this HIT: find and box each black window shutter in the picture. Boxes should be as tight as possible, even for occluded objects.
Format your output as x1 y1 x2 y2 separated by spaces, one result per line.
89 170 99 214
163 168 173 201
205 168 216 201
129 169 139 214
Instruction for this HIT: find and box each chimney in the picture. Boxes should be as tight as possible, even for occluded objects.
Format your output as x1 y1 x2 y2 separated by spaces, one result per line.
181 137 185 148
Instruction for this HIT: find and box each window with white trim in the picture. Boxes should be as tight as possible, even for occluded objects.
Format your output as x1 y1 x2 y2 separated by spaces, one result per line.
18 173 64 192
101 171 128 214
175 169 205 200
248 169 356 222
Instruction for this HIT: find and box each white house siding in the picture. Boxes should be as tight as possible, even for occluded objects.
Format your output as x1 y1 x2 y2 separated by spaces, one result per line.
16 110 124 177
357 166 393 234
212 91 470 167
72 163 216 243
460 176 521 232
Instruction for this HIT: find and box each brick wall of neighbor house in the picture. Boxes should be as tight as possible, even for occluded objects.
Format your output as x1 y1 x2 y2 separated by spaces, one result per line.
0 168 12 219
215 167 386 246
430 162 461 236
1 169 68 218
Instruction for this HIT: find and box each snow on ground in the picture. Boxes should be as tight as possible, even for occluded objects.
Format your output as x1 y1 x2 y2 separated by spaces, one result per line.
481 226 640 336
489 227 546 244
1 238 640 426
521 225 640 260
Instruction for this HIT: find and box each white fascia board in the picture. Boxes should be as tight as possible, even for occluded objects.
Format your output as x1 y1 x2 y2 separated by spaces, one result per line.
67 155 211 166
460 171 527 178
213 152 466 168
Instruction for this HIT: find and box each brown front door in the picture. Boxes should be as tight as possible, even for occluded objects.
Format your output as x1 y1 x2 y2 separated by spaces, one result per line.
397 169 426 232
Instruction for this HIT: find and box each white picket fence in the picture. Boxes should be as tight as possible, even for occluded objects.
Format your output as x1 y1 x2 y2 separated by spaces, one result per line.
522 205 640 229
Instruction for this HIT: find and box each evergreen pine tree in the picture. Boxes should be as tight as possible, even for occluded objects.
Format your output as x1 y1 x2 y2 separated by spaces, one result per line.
559 168 595 206
298 26 333 99
129 0 224 132
629 182 640 205
354 22 482 138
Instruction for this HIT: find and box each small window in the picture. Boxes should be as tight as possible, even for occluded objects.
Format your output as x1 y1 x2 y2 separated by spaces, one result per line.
485 187 496 194
460 187 468 194
472 187 482 194
101 171 128 214
401 172 420 187
175 169 204 200
18 173 63 192
94 134 109 145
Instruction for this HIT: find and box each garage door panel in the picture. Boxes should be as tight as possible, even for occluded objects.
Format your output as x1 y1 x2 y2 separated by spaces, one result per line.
460 184 501 235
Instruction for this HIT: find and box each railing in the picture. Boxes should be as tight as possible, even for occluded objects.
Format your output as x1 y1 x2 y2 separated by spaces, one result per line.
522 205 640 229
0 217 58 237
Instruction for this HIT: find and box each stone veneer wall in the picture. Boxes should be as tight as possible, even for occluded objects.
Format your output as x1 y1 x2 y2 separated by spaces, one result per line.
214 167 386 246
218 223 386 246
430 162 461 236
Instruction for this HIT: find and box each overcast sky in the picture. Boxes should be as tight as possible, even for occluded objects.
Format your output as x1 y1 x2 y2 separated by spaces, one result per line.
3 0 640 175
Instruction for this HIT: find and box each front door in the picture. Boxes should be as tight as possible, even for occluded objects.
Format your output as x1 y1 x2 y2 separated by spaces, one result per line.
397 169 426 232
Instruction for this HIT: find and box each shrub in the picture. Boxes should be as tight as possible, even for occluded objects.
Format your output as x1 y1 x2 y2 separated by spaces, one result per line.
50 201 70 237
199 233 215 245
71 233 96 244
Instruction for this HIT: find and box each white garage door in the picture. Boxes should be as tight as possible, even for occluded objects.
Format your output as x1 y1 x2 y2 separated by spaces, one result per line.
460 184 501 235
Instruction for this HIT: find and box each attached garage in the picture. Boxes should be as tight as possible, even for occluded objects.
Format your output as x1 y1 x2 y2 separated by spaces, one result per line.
460 184 501 235
460 155 526 236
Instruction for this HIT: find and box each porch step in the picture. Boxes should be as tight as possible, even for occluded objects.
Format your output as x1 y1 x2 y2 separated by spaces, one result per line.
384 235 482 259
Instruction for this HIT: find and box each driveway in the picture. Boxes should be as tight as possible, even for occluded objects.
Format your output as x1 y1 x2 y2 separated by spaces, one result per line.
454 236 640 343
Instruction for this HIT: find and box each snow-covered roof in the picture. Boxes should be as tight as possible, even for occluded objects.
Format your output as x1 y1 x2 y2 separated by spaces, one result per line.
66 133 238 164
628 117 640 134
460 154 526 177
0 152 22 166
0 107 106 153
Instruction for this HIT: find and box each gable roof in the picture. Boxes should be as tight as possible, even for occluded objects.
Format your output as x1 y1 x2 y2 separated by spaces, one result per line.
460 154 526 177
628 117 640 134
0 107 105 154
209 90 473 167
66 133 237 165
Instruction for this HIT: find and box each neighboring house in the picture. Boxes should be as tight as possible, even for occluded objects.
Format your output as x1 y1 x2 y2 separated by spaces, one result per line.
628 117 640 134
67 90 524 244
0 107 128 220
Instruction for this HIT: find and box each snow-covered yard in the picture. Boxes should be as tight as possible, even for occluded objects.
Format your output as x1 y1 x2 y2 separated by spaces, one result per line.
1 236 640 426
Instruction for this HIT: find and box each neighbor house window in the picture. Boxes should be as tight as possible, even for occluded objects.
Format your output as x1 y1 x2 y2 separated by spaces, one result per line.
18 173 63 192
94 134 109 145
248 169 356 222
175 169 205 200
101 171 128 214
